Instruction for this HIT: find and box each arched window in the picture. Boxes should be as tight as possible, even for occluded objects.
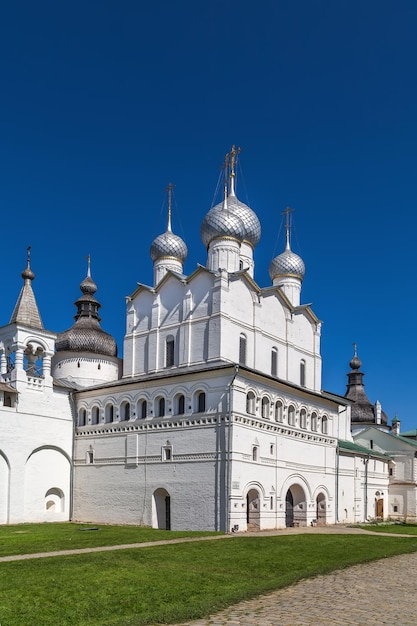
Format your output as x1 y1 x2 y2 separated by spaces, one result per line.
246 391 256 415
166 336 175 367
288 405 295 426
195 391 206 413
175 394 185 415
156 397 165 417
92 406 100 425
79 408 86 426
105 403 114 423
271 347 277 377
252 445 259 462
321 415 328 434
300 408 307 429
261 396 270 419
300 359 306 387
122 402 130 421
139 399 147 419
274 400 283 423
239 334 247 365
311 412 317 432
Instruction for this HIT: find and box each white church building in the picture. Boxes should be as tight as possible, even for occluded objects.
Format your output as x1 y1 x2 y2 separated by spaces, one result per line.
0 148 395 531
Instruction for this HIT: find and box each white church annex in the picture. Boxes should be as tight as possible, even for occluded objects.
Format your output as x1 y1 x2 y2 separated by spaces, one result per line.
0 147 393 530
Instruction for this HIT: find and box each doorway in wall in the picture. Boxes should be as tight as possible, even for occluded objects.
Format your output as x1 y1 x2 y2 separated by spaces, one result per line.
286 485 307 527
153 488 171 530
316 493 326 525
246 488 260 530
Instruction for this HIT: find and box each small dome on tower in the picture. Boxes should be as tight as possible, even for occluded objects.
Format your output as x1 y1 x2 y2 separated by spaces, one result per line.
150 183 188 263
269 207 305 282
269 247 305 282
150 231 188 262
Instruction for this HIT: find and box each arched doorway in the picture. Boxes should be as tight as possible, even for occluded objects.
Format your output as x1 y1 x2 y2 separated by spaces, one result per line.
153 488 171 530
316 493 326 525
285 485 306 527
246 488 260 530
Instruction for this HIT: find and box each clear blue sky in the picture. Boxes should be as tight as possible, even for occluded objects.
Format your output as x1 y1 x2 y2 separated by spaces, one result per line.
1 1 416 430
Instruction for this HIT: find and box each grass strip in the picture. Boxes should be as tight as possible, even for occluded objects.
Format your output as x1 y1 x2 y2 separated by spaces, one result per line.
1 533 417 625
0 523 218 557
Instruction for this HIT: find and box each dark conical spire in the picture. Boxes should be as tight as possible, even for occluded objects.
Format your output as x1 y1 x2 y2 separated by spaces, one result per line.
345 345 388 427
55 257 117 357
10 247 43 329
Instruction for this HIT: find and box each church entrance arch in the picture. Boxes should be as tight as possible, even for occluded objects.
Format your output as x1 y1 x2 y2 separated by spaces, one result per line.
285 485 307 527
246 488 260 530
152 488 171 530
316 492 326 525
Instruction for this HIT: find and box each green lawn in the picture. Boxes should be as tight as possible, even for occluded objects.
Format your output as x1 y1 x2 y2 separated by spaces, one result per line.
355 522 417 534
1 532 417 625
0 523 218 557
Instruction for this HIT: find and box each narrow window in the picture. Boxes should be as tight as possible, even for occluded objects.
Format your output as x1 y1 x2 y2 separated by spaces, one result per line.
239 334 247 365
157 397 165 417
321 415 328 434
79 409 86 426
252 446 259 462
300 408 307 429
246 391 256 415
105 404 114 423
166 337 175 367
175 394 185 415
274 400 283 423
370 440 373 449
197 391 206 413
123 402 130 421
261 396 270 419
311 412 317 432
270 496 274 510
163 446 172 461
288 405 295 426
300 359 306 387
92 406 100 425
140 399 147 419
271 348 277 377
270 444 274 455
87 451 94 464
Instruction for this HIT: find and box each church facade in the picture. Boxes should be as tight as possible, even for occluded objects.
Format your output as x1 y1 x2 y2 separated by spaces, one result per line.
0 149 393 530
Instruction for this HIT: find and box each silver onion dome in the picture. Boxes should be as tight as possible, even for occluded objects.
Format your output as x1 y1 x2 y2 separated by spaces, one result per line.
205 194 261 248
200 199 246 249
150 184 188 263
269 246 305 281
150 230 188 262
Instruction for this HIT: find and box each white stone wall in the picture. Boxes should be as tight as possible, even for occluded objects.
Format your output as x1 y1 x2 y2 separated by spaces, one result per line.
0 390 73 523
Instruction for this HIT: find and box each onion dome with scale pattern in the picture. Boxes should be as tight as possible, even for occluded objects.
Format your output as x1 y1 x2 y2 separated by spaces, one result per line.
150 185 188 263
55 259 117 357
269 241 305 282
269 209 305 282
150 227 188 263
200 147 261 250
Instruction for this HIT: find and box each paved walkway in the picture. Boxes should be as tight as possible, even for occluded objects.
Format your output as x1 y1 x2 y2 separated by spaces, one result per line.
2 526 417 625
169 528 417 626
